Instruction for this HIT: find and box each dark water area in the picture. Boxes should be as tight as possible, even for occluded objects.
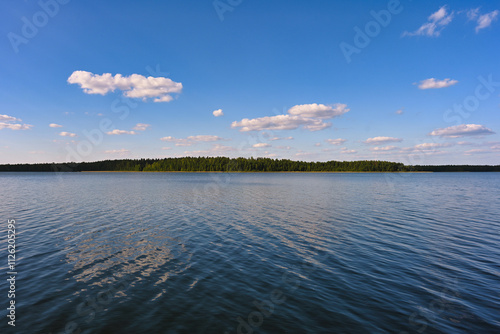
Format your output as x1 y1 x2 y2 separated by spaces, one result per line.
0 172 499 333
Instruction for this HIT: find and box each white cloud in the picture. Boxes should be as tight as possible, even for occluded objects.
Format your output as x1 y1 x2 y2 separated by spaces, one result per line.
0 122 32 130
253 143 271 148
429 124 495 138
370 145 398 151
341 148 357 154
475 10 499 32
325 138 346 145
414 142 452 150
160 135 225 146
464 149 490 155
104 149 130 154
269 136 293 141
106 129 136 135
49 123 63 128
232 103 349 132
287 103 349 119
232 115 330 132
60 131 77 137
467 8 480 21
187 135 224 142
418 78 458 89
161 147 172 150
395 109 404 115
132 123 151 131
67 71 182 103
184 144 236 156
213 109 224 117
403 6 454 37
364 136 403 144
0 114 21 122
0 114 32 130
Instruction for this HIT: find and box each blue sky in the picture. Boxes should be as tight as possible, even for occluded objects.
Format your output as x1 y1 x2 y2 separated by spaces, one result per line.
1 0 499 164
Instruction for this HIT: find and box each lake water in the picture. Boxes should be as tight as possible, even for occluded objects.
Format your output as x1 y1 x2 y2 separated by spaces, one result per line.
0 172 499 333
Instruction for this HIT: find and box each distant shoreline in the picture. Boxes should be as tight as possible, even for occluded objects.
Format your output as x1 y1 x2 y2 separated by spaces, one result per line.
79 170 434 173
1 157 499 172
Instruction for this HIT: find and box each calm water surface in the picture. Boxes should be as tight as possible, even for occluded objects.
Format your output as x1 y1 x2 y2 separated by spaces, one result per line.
0 172 499 333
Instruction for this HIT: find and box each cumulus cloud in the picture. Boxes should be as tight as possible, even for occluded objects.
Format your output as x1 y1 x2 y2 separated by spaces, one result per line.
287 103 349 119
67 71 182 102
325 138 346 145
213 109 224 117
60 131 77 137
232 115 331 132
429 124 495 138
49 123 63 128
403 6 454 37
231 103 349 132
106 129 136 135
418 78 458 89
253 143 271 148
132 123 151 131
370 145 398 151
475 10 499 32
0 114 32 130
0 122 32 130
0 114 21 122
104 149 130 154
160 135 225 146
364 136 403 144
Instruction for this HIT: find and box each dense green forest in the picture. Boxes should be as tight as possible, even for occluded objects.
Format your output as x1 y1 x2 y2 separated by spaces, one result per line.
0 157 499 172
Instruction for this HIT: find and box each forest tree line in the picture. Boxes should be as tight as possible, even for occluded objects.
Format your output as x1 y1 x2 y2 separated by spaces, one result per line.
0 157 499 172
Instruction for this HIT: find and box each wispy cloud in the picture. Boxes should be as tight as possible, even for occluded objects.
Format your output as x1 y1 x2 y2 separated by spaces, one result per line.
132 123 151 131
418 78 458 89
325 138 347 145
183 144 236 156
59 131 77 137
364 136 403 144
106 129 136 135
231 103 349 132
67 71 182 102
403 6 454 37
212 109 224 117
395 109 404 115
370 145 398 151
475 10 499 32
341 147 357 154
429 124 495 138
269 136 293 141
160 135 226 146
0 114 32 130
414 142 453 150
104 149 130 155
49 123 63 128
253 143 271 148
